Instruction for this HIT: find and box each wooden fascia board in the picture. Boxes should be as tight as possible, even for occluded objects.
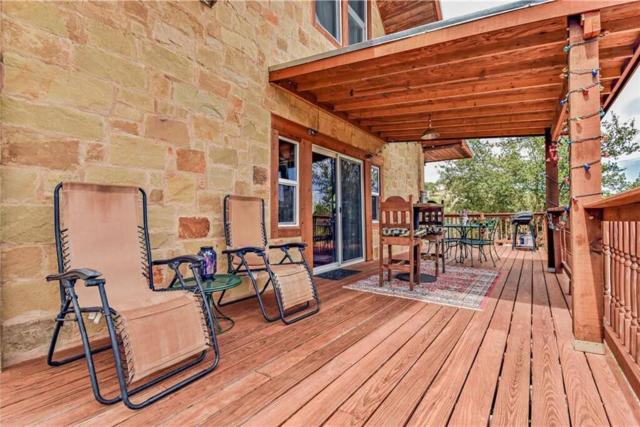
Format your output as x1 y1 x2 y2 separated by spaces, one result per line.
269 0 637 82
271 82 385 146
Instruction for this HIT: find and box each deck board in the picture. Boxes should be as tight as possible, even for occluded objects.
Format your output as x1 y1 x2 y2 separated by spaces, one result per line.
1 246 639 426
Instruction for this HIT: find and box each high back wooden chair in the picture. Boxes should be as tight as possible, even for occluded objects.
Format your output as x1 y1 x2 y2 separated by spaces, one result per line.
222 195 320 324
47 182 219 409
416 201 446 277
379 195 424 290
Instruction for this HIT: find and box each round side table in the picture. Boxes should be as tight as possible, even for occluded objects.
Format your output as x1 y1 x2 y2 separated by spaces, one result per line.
181 274 243 333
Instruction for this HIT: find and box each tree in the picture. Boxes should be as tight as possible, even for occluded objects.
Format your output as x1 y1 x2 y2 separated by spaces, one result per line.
433 113 638 213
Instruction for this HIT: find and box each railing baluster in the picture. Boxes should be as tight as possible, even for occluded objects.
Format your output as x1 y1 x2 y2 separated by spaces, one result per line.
629 221 638 360
624 221 632 351
603 221 611 327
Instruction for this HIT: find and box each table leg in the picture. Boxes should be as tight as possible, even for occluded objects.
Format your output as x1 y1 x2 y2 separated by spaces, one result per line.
208 294 235 334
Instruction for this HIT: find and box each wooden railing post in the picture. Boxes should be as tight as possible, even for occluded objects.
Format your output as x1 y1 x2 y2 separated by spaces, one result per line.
568 13 605 353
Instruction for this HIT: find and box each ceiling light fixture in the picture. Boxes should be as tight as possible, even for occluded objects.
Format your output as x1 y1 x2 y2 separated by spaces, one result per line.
420 115 439 140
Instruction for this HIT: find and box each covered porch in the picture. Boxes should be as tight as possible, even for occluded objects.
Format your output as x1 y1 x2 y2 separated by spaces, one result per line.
3 246 640 425
2 0 640 423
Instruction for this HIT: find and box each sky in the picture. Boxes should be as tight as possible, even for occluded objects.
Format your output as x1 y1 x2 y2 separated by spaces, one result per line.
424 0 640 183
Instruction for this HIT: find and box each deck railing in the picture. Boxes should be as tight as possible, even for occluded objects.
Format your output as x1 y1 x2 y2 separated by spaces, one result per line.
585 188 640 396
444 212 545 244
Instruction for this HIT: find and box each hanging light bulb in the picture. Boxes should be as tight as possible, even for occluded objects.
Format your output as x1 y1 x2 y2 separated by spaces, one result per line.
420 114 440 141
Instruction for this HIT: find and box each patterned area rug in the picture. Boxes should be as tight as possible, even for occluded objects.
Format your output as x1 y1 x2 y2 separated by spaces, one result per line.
343 264 499 311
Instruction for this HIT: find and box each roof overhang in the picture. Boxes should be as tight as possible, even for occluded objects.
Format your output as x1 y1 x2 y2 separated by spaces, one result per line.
422 140 473 162
269 0 640 159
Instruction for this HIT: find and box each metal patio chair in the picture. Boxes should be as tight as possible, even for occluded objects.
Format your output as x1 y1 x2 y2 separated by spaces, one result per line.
46 182 219 409
461 219 501 267
219 195 320 324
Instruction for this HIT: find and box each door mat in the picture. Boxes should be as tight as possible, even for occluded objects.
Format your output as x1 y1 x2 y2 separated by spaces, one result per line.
316 268 361 280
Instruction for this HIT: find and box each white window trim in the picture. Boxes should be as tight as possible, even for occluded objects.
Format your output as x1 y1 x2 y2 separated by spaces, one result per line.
278 136 299 227
371 165 380 223
316 0 342 44
347 0 367 44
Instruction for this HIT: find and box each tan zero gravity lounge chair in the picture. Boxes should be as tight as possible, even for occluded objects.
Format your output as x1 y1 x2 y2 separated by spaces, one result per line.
46 183 219 409
219 195 320 324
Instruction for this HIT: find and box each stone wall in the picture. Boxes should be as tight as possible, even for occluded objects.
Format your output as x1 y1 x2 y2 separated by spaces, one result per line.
0 0 410 367
382 142 424 201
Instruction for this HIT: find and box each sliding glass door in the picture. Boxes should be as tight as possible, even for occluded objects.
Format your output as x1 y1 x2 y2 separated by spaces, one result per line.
312 147 364 272
312 150 338 269
339 157 364 263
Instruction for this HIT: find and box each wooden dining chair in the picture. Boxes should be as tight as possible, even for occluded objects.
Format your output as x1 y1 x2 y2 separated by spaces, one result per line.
379 195 424 290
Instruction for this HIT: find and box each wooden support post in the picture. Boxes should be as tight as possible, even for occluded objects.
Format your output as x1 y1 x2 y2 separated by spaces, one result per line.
568 13 605 353
545 128 560 271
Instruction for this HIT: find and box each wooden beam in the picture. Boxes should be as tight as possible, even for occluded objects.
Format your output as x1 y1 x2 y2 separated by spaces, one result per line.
567 13 605 351
371 113 555 132
269 0 637 82
545 128 560 210
582 11 602 39
315 64 566 103
386 128 546 141
332 81 562 112
349 88 560 118
360 106 556 126
381 121 552 138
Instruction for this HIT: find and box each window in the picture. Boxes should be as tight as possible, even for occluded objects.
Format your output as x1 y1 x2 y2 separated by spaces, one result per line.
278 137 299 226
314 0 368 46
347 0 366 45
371 165 380 222
316 0 341 43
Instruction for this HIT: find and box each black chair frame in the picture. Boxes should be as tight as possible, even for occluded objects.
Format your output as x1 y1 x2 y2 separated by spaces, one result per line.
47 183 220 410
218 195 320 325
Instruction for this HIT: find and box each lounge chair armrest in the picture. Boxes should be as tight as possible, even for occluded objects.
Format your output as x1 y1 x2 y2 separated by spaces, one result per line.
222 246 265 255
153 255 204 267
46 269 105 287
270 242 307 250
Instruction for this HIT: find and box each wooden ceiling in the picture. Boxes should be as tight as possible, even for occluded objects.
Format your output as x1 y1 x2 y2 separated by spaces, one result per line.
376 0 442 34
270 0 640 152
422 140 472 162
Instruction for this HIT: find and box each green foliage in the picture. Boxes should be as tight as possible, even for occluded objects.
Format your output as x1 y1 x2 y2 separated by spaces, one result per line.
430 113 638 213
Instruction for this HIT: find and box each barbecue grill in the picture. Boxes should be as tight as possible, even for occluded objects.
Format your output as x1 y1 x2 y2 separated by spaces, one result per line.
512 211 537 250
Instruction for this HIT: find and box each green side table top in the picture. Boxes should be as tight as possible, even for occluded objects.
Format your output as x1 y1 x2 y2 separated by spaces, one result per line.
182 274 242 293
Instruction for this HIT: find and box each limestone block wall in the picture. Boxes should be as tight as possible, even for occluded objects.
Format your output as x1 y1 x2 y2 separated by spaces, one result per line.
0 0 396 367
382 142 424 201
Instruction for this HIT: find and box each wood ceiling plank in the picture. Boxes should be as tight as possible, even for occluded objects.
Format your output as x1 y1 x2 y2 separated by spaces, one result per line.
357 101 557 124
349 87 561 118
368 112 554 131
332 81 562 112
382 122 549 138
386 128 546 141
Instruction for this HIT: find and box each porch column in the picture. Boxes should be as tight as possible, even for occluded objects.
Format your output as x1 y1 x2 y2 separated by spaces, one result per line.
567 12 605 353
544 128 560 271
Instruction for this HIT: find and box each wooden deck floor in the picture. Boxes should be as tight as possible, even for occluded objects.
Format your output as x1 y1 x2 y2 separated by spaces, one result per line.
2 246 640 426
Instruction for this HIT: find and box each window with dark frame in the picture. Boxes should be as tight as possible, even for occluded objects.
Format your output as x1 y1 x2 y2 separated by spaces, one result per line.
371 165 380 222
278 137 299 226
315 0 368 46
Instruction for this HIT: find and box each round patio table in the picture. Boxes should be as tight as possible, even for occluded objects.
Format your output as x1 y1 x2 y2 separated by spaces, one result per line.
443 223 485 263
179 274 243 333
